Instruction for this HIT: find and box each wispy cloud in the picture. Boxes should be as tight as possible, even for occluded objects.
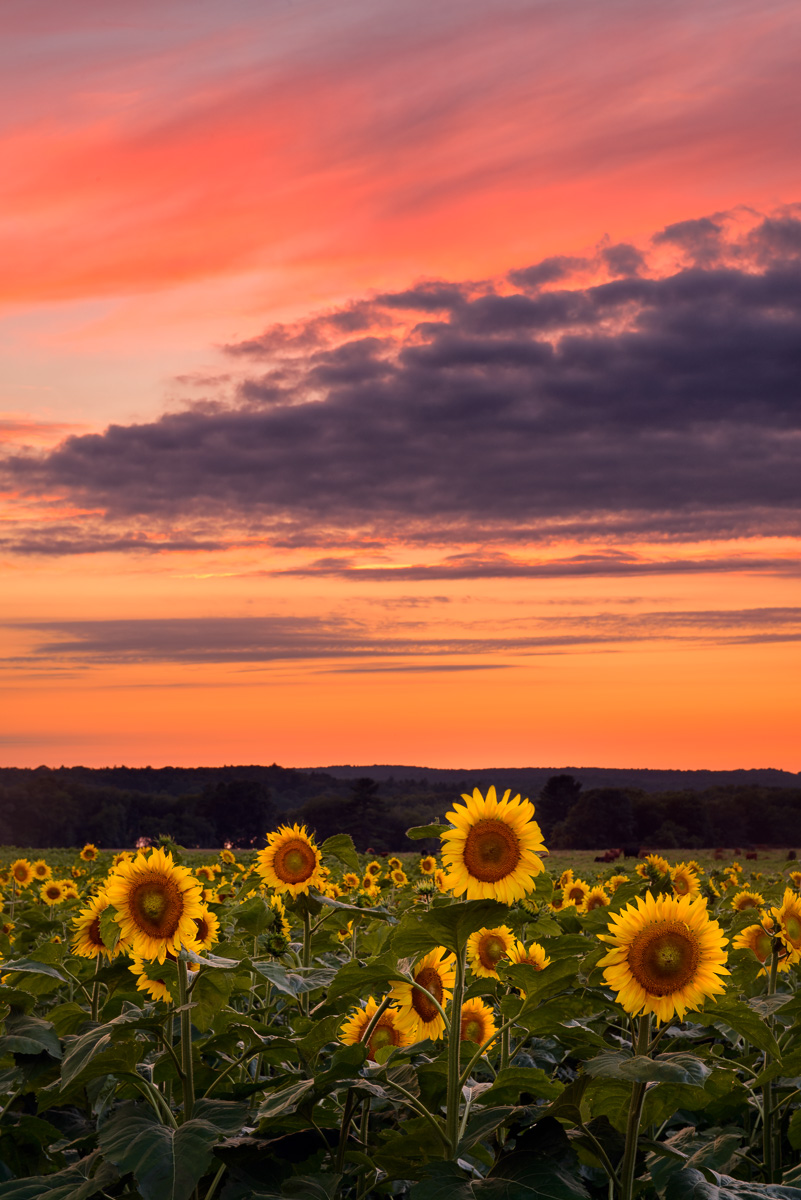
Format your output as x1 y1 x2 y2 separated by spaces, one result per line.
3 208 801 566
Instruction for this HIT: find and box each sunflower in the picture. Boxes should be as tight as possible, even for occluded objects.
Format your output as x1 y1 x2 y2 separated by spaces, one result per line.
788 870 801 890
440 787 547 903
105 847 205 963
646 854 671 876
10 860 34 887
508 939 550 971
460 998 497 1045
558 868 574 891
220 849 236 865
192 905 219 952
130 954 199 1004
80 844 98 862
340 995 413 1060
336 920 354 944
269 893 291 936
466 925 515 979
342 872 360 892
583 885 610 912
387 857 403 872
32 860 52 881
549 890 565 912
112 852 132 868
772 889 801 964
419 856 437 875
671 864 701 899
325 883 343 899
598 892 729 1023
563 879 590 909
434 869 449 893
257 824 322 896
63 884 79 900
366 861 382 877
71 892 120 959
195 865 216 883
731 890 764 912
731 920 774 965
391 869 409 888
390 947 456 1040
40 880 67 905
607 874 630 894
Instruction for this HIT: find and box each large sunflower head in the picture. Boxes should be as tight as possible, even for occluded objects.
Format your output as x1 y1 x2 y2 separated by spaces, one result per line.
257 824 322 896
10 860 34 887
466 925 515 979
40 880 67 905
460 998 497 1045
598 892 729 1024
32 860 52 881
440 787 547 903
104 847 205 963
339 995 414 1060
71 892 120 959
671 864 701 899
772 889 801 964
732 889 764 912
390 947 456 1040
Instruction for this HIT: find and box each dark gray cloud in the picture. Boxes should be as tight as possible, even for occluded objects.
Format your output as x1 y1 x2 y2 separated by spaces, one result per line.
3 209 801 559
7 606 800 668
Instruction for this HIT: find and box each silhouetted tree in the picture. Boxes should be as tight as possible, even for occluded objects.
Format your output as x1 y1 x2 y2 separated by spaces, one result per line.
537 774 583 835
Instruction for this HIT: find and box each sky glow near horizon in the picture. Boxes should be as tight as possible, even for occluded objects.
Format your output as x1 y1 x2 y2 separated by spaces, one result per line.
1 0 800 771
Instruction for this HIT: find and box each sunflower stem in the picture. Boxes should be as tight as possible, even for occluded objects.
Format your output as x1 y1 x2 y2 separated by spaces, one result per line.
618 1013 651 1200
301 907 312 1017
500 1023 510 1073
762 943 780 1183
90 952 102 1022
177 957 195 1122
445 944 466 1157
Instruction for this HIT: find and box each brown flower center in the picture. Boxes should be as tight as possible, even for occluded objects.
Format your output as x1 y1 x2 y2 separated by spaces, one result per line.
274 839 317 884
88 916 104 948
477 933 508 970
461 1015 486 1043
628 919 701 996
130 876 183 938
567 884 586 902
412 965 444 1024
368 1020 400 1060
463 819 521 882
195 915 210 943
585 892 608 911
784 913 801 947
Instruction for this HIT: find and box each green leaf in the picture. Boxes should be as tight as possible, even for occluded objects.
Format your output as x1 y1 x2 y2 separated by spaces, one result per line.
0 959 67 983
477 1066 565 1105
407 824 451 841
583 1051 711 1086
0 1013 61 1059
99 908 121 953
189 969 232 1032
392 899 510 957
234 896 273 935
60 1007 151 1087
257 1077 317 1121
789 1108 801 1152
327 953 401 1002
0 1151 118 1200
665 1167 801 1198
688 998 782 1059
459 1106 518 1151
320 833 360 872
250 962 336 996
191 1098 249 1136
98 1102 223 1200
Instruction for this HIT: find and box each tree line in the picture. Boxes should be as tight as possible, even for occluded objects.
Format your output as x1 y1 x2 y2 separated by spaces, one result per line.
0 766 798 851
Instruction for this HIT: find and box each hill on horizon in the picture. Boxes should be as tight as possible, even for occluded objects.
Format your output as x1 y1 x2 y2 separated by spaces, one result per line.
308 764 801 793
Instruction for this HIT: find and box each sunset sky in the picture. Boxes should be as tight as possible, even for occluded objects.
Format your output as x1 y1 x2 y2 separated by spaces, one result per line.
1 0 800 770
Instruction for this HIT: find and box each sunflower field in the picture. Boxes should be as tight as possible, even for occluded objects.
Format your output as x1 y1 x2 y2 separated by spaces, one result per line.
1 789 801 1200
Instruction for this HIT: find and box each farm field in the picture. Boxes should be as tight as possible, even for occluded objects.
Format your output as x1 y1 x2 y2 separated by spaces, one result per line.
1 794 800 1199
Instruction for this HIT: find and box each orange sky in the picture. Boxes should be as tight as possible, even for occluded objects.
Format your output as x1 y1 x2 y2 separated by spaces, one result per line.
1 0 800 770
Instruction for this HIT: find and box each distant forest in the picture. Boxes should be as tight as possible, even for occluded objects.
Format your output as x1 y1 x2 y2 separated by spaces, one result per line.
0 764 799 852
